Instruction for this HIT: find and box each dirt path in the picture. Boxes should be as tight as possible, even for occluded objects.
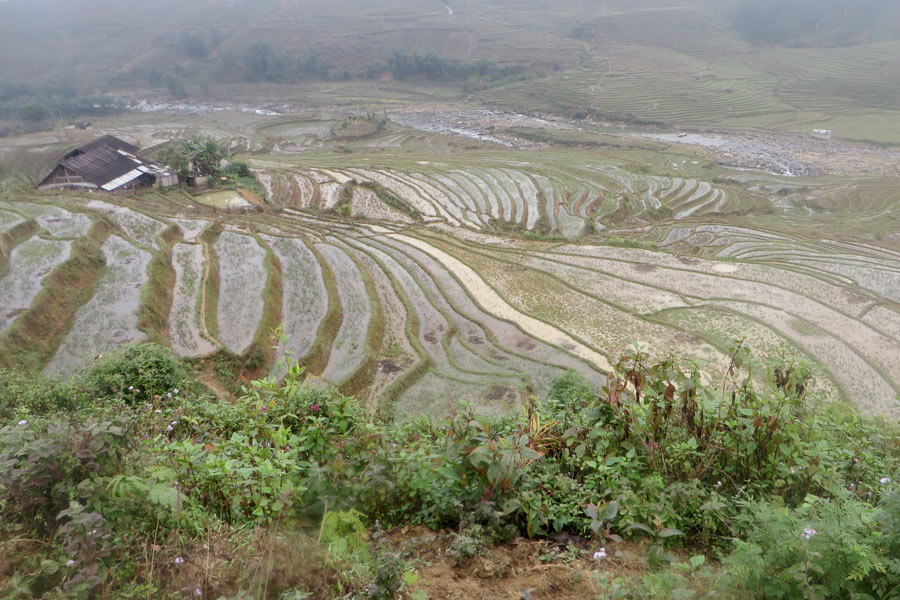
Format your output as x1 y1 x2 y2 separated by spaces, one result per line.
391 233 612 372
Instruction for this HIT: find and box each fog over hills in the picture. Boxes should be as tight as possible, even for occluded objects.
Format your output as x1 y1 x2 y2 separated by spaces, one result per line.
1 0 899 142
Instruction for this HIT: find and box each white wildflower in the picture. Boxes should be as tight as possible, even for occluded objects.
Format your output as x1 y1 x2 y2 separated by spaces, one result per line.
174 557 184 564
802 527 817 540
593 548 607 561
880 477 891 485
17 420 28 427
66 559 76 567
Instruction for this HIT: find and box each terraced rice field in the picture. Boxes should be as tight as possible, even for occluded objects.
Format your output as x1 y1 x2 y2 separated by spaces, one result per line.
0 209 25 233
251 153 749 237
169 243 216 357
0 201 93 238
264 235 329 375
214 232 267 355
1 132 898 419
85 200 168 249
0 237 72 332
45 235 151 374
195 190 252 210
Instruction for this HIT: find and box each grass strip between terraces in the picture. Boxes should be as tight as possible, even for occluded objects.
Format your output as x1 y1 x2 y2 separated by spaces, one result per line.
400 232 612 371
137 224 180 346
337 237 430 415
0 219 38 279
336 242 384 397
357 180 422 221
374 233 606 382
198 222 224 342
341 240 432 421
374 235 576 376
298 241 343 377
0 218 112 372
244 234 284 379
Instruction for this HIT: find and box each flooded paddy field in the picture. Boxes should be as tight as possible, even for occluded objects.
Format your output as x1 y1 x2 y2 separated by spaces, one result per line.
1 108 898 419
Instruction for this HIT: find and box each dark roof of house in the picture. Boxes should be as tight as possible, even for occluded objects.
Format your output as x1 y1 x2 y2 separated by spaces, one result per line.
59 144 147 187
42 135 175 191
63 135 140 160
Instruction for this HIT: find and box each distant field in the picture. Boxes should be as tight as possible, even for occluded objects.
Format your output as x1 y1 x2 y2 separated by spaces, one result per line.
2 0 899 142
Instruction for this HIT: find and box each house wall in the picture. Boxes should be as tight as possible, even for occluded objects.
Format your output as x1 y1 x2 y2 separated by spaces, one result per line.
38 165 98 191
159 174 179 188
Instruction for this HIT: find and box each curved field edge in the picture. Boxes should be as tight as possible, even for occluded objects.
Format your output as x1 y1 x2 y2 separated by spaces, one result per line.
390 233 613 372
0 219 112 371
335 242 385 397
0 220 39 279
298 241 343 377
137 224 180 346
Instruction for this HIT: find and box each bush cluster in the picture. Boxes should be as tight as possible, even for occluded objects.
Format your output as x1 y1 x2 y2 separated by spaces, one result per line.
0 343 897 598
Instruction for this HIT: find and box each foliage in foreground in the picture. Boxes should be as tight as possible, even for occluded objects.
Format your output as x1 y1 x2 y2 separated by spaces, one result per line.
0 343 897 599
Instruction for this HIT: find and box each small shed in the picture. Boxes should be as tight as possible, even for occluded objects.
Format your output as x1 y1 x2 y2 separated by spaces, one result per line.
38 135 179 193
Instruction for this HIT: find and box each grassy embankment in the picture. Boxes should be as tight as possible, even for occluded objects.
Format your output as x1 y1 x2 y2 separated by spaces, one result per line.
0 218 112 371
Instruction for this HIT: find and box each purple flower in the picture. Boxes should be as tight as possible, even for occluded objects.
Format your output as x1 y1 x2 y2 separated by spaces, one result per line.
174 557 184 564
310 404 320 412
880 477 892 485
66 559 76 567
167 425 174 432
259 405 268 412
17 420 28 427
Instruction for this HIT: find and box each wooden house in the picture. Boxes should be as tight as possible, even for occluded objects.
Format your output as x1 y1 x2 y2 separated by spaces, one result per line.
38 135 179 192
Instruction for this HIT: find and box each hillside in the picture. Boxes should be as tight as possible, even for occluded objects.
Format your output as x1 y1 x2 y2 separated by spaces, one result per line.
2 0 900 142
1 3 900 597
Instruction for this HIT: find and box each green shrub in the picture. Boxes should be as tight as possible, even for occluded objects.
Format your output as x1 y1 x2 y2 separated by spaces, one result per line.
720 488 900 598
1 342 897 599
85 343 186 404
0 370 76 420
0 418 127 533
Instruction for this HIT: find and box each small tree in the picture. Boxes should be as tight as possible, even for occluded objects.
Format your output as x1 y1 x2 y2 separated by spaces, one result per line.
163 73 188 98
19 102 50 125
